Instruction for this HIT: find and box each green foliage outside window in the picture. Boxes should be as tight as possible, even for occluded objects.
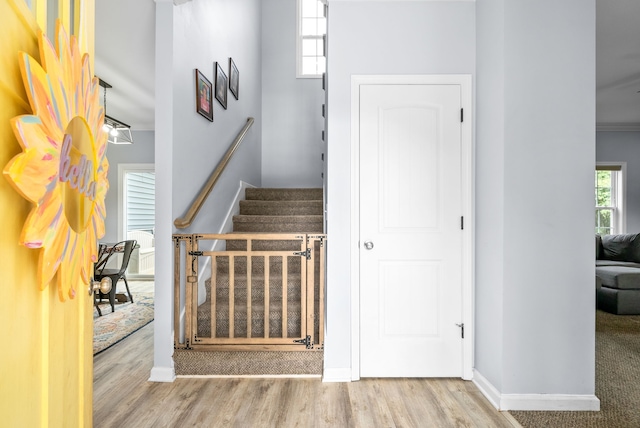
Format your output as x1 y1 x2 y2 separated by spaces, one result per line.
595 170 613 235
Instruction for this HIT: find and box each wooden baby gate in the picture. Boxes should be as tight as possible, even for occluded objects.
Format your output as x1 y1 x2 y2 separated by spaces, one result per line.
173 233 325 351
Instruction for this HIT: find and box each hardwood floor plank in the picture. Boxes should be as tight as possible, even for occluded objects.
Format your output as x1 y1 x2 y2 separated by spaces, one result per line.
347 379 395 427
93 322 519 427
314 381 354 426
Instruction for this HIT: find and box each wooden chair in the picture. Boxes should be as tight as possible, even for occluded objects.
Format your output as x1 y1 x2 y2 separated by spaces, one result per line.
94 240 137 313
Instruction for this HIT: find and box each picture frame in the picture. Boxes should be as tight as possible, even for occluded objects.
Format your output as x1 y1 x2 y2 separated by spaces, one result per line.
229 58 239 100
195 69 213 122
215 61 228 110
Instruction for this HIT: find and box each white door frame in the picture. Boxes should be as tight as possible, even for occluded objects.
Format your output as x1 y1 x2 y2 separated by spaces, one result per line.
350 75 474 381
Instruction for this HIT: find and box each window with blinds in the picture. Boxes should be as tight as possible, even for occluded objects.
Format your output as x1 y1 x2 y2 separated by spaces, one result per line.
125 172 155 233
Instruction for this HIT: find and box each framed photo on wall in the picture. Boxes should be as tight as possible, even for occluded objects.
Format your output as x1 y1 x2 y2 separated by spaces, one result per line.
215 61 228 109
195 69 213 121
229 58 239 100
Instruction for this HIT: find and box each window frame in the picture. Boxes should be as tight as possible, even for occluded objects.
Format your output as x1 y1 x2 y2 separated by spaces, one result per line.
296 0 327 79
595 162 626 235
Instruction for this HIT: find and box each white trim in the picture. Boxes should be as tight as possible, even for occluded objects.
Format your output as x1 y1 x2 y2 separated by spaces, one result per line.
196 181 256 306
148 366 176 382
117 163 155 241
596 122 640 132
473 369 600 411
500 394 600 412
472 369 501 410
118 163 156 280
322 368 353 382
596 162 627 234
350 74 474 381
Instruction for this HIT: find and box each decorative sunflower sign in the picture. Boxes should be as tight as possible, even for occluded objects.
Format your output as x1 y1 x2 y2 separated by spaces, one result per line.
3 21 109 301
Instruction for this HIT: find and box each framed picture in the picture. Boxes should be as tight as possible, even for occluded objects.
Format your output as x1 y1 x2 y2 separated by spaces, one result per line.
229 58 239 100
215 61 228 109
195 69 213 121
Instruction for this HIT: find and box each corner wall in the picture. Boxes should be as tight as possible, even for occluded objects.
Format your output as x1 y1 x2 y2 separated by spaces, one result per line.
596 131 640 233
153 0 262 380
476 0 597 409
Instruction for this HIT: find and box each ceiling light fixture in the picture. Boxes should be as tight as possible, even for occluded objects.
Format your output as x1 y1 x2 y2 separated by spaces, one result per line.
98 78 133 145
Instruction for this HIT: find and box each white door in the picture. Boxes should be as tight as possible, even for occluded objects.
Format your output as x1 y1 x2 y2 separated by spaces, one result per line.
360 83 463 377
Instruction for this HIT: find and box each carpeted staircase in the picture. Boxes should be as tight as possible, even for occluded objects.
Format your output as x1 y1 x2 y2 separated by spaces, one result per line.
174 188 324 376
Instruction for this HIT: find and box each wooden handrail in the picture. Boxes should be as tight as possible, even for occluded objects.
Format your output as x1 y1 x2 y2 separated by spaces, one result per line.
174 117 254 229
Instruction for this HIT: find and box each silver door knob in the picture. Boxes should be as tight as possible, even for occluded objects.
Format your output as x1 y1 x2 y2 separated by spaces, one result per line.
364 241 374 250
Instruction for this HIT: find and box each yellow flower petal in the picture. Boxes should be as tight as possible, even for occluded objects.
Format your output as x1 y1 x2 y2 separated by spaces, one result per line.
3 147 58 204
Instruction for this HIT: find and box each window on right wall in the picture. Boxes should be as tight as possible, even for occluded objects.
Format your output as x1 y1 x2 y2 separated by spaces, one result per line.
596 163 626 235
297 0 326 78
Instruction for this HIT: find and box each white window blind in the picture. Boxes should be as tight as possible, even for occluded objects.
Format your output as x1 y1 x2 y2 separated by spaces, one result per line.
125 172 155 233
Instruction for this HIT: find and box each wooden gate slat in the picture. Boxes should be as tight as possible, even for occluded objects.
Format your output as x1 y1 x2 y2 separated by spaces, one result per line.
264 255 270 339
282 256 288 338
229 255 235 338
247 255 252 338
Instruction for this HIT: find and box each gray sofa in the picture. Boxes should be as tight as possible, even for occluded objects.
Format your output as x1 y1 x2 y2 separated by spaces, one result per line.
596 233 640 314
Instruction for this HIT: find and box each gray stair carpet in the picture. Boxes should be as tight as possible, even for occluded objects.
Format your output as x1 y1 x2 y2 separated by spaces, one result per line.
175 188 324 376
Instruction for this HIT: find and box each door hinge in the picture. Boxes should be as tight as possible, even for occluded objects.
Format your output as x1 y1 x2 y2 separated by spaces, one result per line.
293 248 311 260
456 323 465 339
293 335 313 349
461 108 464 123
461 216 464 230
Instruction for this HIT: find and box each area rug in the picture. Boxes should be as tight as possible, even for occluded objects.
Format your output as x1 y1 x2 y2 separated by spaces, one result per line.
93 292 154 355
510 310 640 427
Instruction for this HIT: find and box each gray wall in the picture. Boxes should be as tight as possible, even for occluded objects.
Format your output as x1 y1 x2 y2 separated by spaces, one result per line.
103 130 155 243
476 0 596 397
153 0 262 378
325 0 476 378
171 0 263 234
596 131 640 233
261 0 324 188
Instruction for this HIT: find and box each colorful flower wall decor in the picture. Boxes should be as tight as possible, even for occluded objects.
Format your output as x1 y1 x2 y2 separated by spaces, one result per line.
3 21 109 301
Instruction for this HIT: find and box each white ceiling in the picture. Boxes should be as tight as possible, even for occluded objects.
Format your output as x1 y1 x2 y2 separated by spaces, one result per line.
95 0 156 131
596 0 640 129
94 0 640 132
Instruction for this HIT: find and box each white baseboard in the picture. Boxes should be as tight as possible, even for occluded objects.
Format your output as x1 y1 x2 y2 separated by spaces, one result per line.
148 366 176 383
473 369 600 411
322 368 352 382
197 180 256 305
472 369 501 409
501 394 600 411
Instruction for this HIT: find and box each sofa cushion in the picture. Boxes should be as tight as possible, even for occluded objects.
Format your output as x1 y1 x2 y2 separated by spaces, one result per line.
596 266 640 290
601 233 640 263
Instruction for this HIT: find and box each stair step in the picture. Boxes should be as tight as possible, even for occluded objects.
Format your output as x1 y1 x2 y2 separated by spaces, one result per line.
225 238 305 251
239 200 322 216
233 215 323 233
245 188 323 201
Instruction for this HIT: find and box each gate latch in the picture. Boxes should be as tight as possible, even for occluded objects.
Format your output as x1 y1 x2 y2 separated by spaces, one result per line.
293 335 313 349
293 248 311 260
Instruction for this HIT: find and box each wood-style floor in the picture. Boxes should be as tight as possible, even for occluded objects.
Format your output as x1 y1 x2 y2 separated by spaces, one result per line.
94 322 520 427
